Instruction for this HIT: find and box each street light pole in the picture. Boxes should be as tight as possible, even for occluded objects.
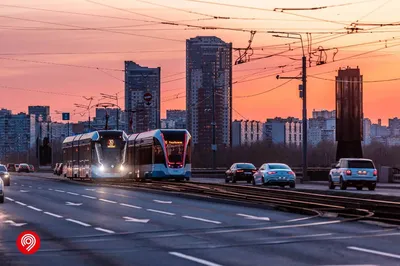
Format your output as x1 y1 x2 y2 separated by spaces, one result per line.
271 31 308 182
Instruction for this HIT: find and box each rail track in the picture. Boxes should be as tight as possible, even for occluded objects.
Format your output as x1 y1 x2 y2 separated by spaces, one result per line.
76 178 400 225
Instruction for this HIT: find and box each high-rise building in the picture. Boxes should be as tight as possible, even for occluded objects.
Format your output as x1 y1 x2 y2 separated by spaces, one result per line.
232 120 263 147
186 36 233 150
363 118 372 145
0 110 36 162
312 109 336 119
28 106 50 122
124 61 161 134
161 109 186 129
264 117 302 146
389 117 400 136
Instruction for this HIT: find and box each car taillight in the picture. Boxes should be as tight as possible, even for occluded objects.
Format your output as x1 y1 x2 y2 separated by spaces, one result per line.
373 169 377 176
345 170 352 175
236 169 244 172
252 170 256 173
288 171 294 175
267 171 276 175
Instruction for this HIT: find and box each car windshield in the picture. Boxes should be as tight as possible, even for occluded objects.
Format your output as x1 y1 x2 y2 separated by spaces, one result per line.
268 164 290 170
348 160 374 169
236 163 256 169
0 166 7 172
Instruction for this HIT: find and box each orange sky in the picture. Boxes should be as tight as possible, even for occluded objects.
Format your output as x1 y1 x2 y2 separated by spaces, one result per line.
1 0 400 125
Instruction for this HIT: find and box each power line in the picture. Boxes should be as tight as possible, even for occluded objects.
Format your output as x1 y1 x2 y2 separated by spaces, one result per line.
309 75 400 83
0 84 87 98
0 49 184 56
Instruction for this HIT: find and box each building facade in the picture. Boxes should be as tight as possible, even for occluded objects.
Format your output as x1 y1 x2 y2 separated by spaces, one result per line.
264 117 302 146
232 120 263 147
161 109 186 129
308 110 336 146
186 36 233 150
28 106 50 122
124 61 161 134
0 110 35 163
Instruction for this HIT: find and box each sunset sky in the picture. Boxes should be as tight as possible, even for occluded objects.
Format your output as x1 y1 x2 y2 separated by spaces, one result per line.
1 0 400 125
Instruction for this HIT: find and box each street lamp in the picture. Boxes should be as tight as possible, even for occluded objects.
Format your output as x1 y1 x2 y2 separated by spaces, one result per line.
269 31 308 182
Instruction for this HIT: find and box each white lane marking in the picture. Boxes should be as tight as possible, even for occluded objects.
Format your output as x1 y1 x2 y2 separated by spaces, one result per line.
348 246 400 259
82 195 96 199
147 209 175 216
5 197 14 201
4 220 27 227
99 199 117 204
154 200 172 204
66 218 91 227
95 227 115 234
67 192 79 196
97 191 107 194
29 186 32 188
48 188 53 191
55 189 65 193
182 216 221 224
85 188 96 191
123 216 150 223
66 202 83 206
16 201 26 206
27 206 42 212
169 252 222 266
284 215 317 223
20 190 29 193
120 203 142 209
237 213 270 221
44 212 63 218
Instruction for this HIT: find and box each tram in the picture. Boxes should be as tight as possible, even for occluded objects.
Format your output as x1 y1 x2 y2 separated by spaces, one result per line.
62 130 128 179
127 129 191 181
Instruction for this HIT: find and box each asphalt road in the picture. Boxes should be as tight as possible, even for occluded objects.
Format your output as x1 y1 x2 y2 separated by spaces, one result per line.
194 177 400 197
0 175 399 266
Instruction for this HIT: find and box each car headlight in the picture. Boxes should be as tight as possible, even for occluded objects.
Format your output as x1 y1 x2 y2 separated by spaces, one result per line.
120 165 125 171
4 174 9 178
99 165 105 172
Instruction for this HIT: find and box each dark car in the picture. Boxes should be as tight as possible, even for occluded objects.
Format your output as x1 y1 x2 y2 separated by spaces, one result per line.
0 164 10 186
17 163 30 173
7 163 17 172
225 163 257 183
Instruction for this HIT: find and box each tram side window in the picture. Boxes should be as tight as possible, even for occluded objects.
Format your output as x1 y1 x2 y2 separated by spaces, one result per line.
154 139 165 164
185 140 192 164
139 145 152 165
73 147 79 166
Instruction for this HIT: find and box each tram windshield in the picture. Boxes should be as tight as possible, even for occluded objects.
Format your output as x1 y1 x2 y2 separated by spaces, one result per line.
95 138 126 165
162 131 186 165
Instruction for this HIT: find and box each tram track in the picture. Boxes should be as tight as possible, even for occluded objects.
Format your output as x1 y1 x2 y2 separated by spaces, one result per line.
81 179 400 225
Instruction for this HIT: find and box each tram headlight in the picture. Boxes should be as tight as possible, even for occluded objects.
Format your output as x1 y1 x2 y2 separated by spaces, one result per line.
99 165 105 172
120 165 125 171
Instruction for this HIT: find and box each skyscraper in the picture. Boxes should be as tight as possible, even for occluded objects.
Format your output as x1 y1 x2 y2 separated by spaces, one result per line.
124 61 161 134
186 36 232 150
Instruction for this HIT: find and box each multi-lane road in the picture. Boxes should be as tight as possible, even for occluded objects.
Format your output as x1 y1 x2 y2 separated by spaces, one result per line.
1 174 400 265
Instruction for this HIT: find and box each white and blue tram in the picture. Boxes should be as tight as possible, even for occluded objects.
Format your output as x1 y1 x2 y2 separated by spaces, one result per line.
62 130 129 179
127 129 191 181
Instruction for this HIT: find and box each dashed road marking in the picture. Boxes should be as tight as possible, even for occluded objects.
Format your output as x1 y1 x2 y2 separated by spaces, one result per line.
120 203 142 209
55 189 65 193
154 200 172 204
27 206 42 212
147 209 175 216
5 197 14 201
95 227 115 234
48 188 53 191
66 218 91 227
169 252 222 266
67 192 79 196
82 195 96 199
16 201 26 206
99 199 117 204
348 246 400 259
182 215 221 224
44 212 63 218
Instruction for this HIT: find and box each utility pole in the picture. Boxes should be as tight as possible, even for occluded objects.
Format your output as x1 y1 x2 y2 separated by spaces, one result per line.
272 31 308 182
212 68 216 170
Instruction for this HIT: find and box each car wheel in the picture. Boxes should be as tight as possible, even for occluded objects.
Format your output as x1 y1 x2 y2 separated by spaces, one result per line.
289 183 295 189
0 195 4 203
356 186 363 191
329 177 335 189
232 175 237 183
252 178 256 185
247 179 251 184
368 184 376 191
340 177 347 190
5 180 10 186
225 175 229 183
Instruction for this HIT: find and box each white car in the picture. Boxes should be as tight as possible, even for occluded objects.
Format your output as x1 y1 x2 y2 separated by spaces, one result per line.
0 178 4 203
